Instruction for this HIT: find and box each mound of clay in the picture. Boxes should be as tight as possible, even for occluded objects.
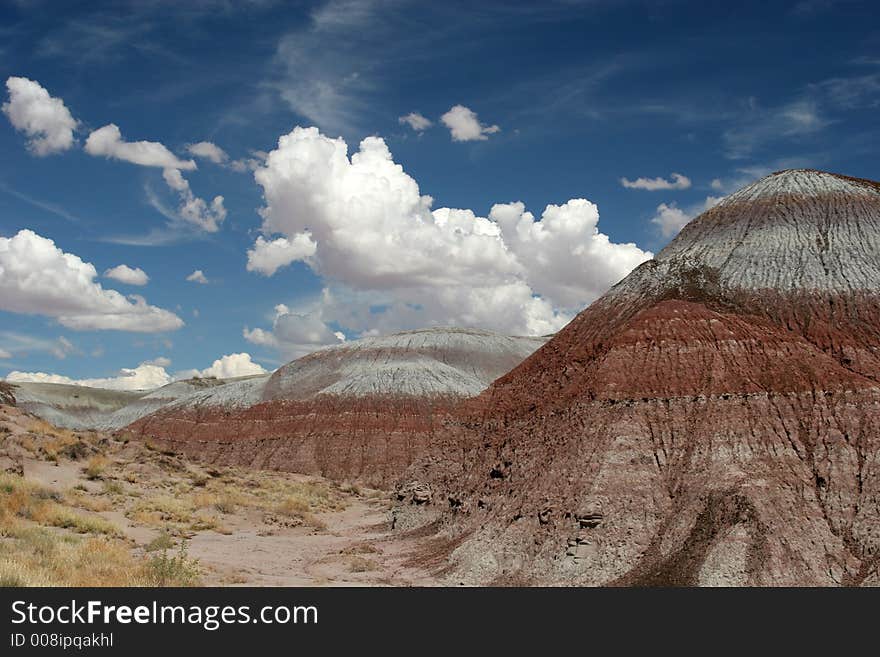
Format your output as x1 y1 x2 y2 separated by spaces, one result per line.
9 382 144 429
401 169 880 586
126 328 546 486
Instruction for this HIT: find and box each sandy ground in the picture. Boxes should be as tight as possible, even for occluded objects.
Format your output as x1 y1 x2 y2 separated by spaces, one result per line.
189 497 437 586
1 403 442 587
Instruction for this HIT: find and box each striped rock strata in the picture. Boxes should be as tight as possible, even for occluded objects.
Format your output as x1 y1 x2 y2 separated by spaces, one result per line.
125 328 545 487
400 170 880 586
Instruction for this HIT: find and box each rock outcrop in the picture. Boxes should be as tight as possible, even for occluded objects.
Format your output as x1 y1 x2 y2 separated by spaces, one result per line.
401 170 880 586
126 328 546 486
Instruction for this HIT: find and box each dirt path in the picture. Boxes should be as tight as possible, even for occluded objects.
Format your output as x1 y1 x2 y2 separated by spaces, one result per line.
190 494 439 586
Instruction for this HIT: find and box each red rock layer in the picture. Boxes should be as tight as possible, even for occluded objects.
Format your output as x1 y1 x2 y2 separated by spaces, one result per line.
401 171 880 586
124 328 543 485
126 396 459 488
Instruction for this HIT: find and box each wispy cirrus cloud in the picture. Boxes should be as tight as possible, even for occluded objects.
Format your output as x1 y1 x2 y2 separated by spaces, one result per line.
0 331 78 360
0 182 82 224
723 98 828 160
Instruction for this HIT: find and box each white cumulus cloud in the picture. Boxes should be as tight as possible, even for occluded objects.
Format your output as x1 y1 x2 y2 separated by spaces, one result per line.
104 264 149 286
0 229 183 332
6 352 268 391
176 353 267 380
246 126 651 345
186 270 209 284
2 76 77 156
6 362 172 391
621 172 691 191
84 125 224 232
84 123 195 170
246 234 317 276
651 196 724 238
440 105 500 141
161 168 226 232
244 300 345 359
187 141 228 164
398 112 433 132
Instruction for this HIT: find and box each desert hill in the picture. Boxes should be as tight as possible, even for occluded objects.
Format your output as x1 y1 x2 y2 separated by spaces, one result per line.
398 169 880 586
124 328 546 486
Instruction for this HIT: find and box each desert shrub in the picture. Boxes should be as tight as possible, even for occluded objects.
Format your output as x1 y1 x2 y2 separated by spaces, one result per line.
142 542 201 587
144 531 175 552
275 496 310 517
102 480 124 496
213 495 237 515
84 455 109 480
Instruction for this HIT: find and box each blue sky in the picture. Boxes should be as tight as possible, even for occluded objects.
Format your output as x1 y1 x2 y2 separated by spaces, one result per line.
1 0 878 388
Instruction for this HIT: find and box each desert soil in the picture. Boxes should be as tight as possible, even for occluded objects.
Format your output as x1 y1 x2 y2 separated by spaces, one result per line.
0 403 441 587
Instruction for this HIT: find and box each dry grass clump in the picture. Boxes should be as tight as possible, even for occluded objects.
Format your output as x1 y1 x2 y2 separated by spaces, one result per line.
0 473 120 537
0 530 201 587
102 480 125 496
127 494 222 534
84 455 109 480
10 419 97 463
175 470 343 531
144 531 175 552
346 555 379 573
0 468 203 587
26 418 74 441
40 505 120 536
128 495 194 525
65 490 113 513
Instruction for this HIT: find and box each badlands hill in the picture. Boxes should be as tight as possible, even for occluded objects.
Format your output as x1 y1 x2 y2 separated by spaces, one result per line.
126 328 546 486
400 169 880 586
7 376 268 431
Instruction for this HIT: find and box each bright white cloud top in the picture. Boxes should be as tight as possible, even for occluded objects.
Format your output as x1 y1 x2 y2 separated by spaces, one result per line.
247 234 317 277
175 353 267 380
6 362 173 390
246 126 651 348
2 76 77 156
621 173 692 191
0 230 183 332
440 105 500 141
104 264 149 286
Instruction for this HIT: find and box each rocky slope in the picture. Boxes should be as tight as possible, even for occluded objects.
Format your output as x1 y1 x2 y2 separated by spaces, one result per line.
9 382 144 429
399 169 880 586
6 377 267 431
126 328 546 486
